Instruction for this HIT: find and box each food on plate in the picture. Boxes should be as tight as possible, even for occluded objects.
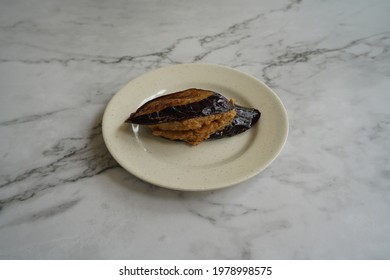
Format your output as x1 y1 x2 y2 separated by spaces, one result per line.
210 104 261 139
125 88 260 145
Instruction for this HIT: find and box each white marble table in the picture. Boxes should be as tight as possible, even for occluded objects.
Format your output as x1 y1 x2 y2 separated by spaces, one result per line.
1 0 389 259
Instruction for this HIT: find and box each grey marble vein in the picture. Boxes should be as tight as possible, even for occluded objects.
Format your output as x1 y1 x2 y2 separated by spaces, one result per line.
0 123 119 211
0 108 70 126
0 199 80 229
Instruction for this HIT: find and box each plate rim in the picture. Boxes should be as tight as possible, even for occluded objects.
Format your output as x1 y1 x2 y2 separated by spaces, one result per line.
102 63 289 191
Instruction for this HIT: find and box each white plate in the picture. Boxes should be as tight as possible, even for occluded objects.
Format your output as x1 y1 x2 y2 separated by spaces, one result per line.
102 64 288 191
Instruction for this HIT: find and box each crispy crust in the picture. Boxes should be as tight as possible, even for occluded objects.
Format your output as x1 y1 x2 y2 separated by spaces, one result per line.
131 88 213 116
126 88 234 125
150 109 236 145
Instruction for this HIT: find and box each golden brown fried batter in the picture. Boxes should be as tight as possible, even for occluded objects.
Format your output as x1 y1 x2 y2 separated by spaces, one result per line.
132 88 213 117
150 109 236 145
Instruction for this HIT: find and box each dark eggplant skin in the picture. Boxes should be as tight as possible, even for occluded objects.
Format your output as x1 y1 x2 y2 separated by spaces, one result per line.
210 105 261 139
125 91 234 125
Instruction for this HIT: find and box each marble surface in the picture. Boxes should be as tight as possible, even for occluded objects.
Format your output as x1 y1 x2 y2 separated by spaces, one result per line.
0 0 389 259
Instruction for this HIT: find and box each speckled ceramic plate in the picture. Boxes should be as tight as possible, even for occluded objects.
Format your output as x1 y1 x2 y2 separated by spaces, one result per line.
102 64 288 191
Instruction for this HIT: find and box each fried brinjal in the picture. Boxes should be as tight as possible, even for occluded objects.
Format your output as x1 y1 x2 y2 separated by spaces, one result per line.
210 105 261 139
125 88 260 145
